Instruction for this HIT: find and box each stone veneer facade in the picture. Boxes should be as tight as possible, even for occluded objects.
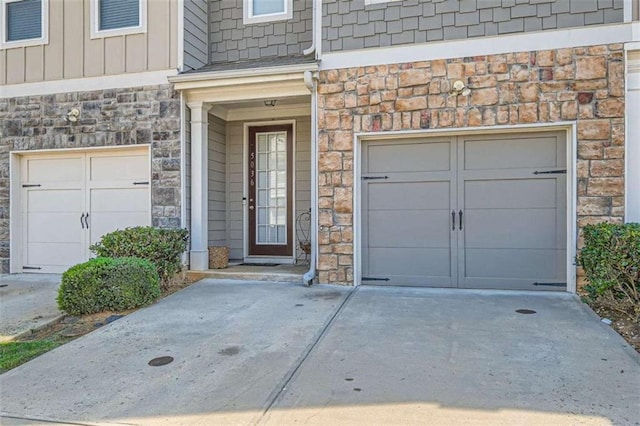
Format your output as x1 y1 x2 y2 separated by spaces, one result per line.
0 84 181 273
316 44 625 285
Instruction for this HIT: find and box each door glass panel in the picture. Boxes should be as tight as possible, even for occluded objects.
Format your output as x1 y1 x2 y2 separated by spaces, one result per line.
255 131 287 245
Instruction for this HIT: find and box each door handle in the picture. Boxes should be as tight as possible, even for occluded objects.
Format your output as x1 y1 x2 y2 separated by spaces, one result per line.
459 210 463 231
451 210 456 231
249 206 254 210
80 213 85 229
84 213 90 229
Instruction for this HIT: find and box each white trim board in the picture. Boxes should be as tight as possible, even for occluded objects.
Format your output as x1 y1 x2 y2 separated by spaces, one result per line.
0 69 178 98
352 123 577 293
320 23 635 71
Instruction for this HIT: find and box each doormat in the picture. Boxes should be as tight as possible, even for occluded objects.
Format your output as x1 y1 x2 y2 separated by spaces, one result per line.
240 263 280 267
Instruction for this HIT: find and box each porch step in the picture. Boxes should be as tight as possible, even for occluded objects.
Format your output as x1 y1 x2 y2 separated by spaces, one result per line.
186 264 307 284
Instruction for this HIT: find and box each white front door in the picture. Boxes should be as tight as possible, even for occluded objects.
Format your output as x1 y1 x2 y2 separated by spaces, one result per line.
20 148 151 273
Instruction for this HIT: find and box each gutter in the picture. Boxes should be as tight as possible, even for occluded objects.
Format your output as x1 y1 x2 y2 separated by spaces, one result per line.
168 63 318 84
303 70 318 286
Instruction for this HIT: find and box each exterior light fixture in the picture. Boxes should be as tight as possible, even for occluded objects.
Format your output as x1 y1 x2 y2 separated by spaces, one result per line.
264 99 278 107
66 108 80 122
449 80 471 97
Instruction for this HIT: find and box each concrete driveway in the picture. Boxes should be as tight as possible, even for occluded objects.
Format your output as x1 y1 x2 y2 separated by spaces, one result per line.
0 274 62 342
0 279 638 425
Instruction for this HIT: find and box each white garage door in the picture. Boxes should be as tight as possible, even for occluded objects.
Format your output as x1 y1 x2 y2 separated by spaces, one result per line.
21 148 151 273
361 132 567 290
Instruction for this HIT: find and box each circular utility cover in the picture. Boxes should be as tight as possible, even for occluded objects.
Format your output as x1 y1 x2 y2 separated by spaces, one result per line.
148 356 174 367
515 309 537 314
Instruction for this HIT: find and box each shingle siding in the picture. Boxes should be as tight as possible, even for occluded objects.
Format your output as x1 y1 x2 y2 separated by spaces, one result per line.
209 0 312 63
322 0 625 53
184 0 209 71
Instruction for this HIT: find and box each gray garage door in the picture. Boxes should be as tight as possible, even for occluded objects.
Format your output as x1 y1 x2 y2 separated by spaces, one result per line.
361 132 567 290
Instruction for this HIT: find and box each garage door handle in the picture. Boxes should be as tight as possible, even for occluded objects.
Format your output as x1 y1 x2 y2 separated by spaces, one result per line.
80 213 85 229
85 213 90 229
451 211 456 231
459 210 463 231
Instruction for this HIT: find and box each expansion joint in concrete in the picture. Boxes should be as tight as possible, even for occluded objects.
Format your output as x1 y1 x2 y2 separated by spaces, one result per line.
259 286 359 420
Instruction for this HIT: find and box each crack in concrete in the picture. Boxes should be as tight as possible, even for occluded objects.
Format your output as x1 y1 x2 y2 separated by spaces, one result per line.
258 286 359 423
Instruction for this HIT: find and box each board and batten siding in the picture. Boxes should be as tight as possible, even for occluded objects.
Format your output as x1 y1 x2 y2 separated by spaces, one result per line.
184 0 209 70
0 0 178 85
208 115 227 247
226 117 311 261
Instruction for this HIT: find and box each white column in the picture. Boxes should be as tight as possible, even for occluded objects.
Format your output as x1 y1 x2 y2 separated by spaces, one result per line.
187 101 212 270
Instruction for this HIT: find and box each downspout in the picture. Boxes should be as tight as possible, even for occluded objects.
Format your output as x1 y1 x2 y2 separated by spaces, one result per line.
303 70 318 285
302 0 318 57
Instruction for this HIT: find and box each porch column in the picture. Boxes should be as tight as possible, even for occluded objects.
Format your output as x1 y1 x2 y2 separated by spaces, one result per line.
187 101 212 270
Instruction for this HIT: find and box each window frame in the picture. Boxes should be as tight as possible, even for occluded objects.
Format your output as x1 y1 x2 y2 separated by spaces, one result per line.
243 0 293 25
90 0 147 39
0 0 49 49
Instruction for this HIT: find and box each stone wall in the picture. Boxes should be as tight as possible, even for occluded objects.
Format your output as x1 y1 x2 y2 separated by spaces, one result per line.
0 84 181 273
316 44 625 285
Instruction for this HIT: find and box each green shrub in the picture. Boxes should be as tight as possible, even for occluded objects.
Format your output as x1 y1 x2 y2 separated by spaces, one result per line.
577 223 640 317
90 227 189 288
57 257 161 315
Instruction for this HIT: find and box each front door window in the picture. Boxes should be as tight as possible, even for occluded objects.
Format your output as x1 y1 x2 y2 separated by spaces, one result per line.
248 125 293 257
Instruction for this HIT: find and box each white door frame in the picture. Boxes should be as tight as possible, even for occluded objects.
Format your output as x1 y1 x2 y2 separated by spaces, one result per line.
10 145 152 273
353 122 577 292
242 120 297 263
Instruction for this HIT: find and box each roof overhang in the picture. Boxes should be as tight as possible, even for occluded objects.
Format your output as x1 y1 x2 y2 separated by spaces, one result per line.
169 63 318 104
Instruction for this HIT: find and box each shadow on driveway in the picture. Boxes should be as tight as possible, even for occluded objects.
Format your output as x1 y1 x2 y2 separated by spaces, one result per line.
1 281 638 425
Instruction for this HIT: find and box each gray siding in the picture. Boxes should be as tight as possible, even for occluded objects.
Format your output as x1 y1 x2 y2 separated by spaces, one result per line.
208 115 227 247
226 117 311 261
210 0 312 63
322 0 625 52
184 0 208 70
227 122 243 260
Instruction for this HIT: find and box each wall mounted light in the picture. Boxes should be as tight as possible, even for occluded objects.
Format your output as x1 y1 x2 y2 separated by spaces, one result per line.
65 108 80 123
449 80 471 97
264 100 277 107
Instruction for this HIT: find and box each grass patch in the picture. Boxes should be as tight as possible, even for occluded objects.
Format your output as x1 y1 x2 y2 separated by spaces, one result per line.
0 340 63 373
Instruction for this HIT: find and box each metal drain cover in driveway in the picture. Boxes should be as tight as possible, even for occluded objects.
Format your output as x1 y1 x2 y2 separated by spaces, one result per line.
148 356 174 367
516 309 537 314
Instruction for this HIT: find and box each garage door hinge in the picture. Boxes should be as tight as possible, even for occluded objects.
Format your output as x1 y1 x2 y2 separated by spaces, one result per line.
533 282 566 287
533 169 566 175
22 184 41 188
22 266 42 270
362 176 389 180
362 277 390 281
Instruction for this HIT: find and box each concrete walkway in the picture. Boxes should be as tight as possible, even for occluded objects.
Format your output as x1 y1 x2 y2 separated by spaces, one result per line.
0 274 63 342
0 280 638 425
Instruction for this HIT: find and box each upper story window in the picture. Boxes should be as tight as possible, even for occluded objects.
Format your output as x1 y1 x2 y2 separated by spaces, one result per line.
90 0 146 39
0 0 48 49
243 0 293 25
